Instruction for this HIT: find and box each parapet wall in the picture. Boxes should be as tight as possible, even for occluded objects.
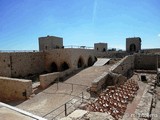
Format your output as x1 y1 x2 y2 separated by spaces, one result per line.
141 48 160 54
134 54 160 70
0 77 32 101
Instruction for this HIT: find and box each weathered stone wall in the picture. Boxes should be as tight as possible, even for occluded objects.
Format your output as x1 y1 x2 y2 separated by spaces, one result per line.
126 37 141 52
10 52 45 77
90 72 127 97
94 43 108 52
40 68 75 89
110 55 135 76
44 49 96 72
44 49 73 72
94 51 129 58
39 36 63 51
0 53 11 77
134 54 160 70
0 52 45 78
0 77 32 101
91 72 109 94
40 72 59 89
141 48 160 54
105 51 129 58
69 49 96 68
0 49 129 78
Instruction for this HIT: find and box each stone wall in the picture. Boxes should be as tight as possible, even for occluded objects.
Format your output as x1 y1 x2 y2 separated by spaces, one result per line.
10 52 45 77
0 53 11 77
126 37 141 52
106 51 129 58
94 43 108 52
44 49 96 72
0 49 129 79
90 55 133 96
0 77 32 101
40 72 59 89
90 72 127 97
134 54 160 70
91 72 109 94
69 49 96 68
0 52 45 78
40 68 75 89
39 36 63 51
110 55 135 76
141 48 160 54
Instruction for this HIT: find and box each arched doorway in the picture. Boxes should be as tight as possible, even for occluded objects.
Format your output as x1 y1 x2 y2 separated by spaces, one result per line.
130 44 136 52
61 62 69 71
88 57 93 67
77 57 84 68
50 62 58 72
94 56 97 62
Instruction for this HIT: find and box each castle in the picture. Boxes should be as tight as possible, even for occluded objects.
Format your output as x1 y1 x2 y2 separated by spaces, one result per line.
0 35 160 120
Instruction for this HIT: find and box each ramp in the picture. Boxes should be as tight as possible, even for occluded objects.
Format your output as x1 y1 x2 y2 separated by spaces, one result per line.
93 58 111 66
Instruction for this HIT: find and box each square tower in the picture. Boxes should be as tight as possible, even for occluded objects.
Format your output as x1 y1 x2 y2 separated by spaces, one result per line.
126 37 141 53
39 35 63 51
94 43 108 52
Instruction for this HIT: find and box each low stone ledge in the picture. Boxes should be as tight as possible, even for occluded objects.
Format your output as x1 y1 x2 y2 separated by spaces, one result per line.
40 72 60 89
40 68 75 89
0 77 32 101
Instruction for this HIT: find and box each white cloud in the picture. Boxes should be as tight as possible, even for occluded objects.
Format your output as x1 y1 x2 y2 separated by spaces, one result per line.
158 34 160 37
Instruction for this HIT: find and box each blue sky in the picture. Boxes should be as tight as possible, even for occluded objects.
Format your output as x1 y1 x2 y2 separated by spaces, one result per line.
0 0 160 50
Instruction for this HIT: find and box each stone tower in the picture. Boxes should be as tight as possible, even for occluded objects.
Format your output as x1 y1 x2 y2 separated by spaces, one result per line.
39 35 63 51
126 37 141 53
94 43 108 52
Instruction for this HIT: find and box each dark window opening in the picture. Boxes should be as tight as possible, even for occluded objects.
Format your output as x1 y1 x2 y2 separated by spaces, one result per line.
103 48 106 52
50 62 58 72
61 62 69 71
94 56 97 62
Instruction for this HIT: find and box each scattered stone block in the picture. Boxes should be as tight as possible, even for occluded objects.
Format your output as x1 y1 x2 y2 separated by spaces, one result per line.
68 110 88 119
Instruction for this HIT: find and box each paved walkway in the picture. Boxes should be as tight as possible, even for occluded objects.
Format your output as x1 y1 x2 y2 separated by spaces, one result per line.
17 65 111 120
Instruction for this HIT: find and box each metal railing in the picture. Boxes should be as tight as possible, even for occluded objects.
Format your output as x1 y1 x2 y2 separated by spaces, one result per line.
42 92 86 120
64 45 94 49
42 82 90 120
0 50 38 53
